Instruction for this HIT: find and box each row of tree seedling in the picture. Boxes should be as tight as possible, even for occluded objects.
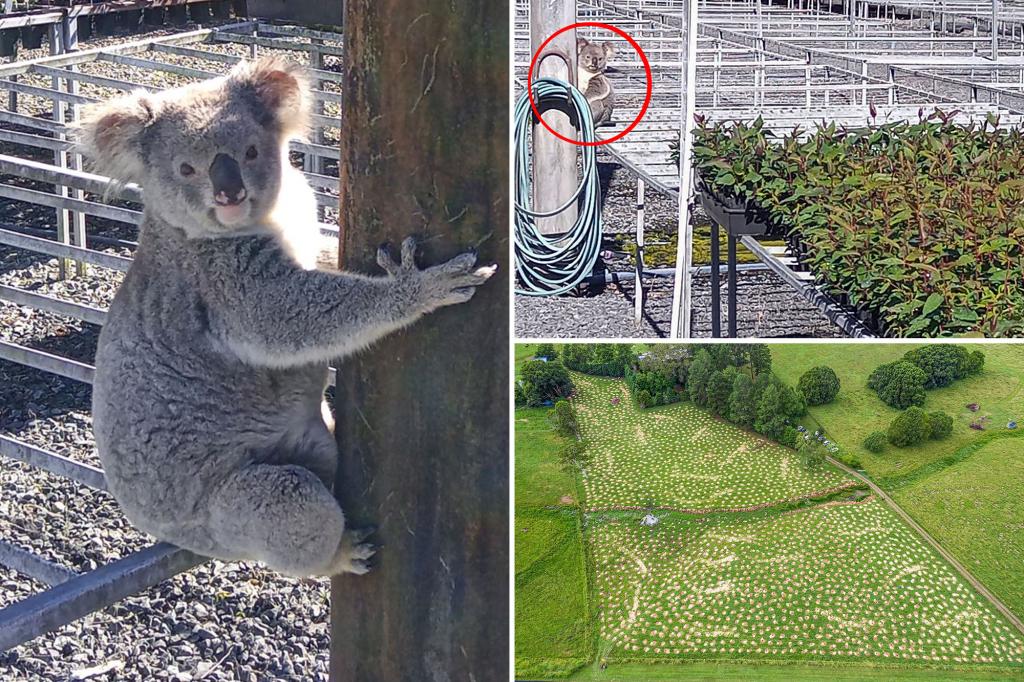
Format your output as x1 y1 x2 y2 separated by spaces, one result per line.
692 112 1024 337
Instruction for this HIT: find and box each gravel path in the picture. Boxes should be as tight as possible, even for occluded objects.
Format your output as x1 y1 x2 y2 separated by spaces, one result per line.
0 20 340 682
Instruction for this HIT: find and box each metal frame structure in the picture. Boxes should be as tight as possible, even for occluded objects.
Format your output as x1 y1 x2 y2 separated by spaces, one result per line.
515 0 1024 337
0 18 343 651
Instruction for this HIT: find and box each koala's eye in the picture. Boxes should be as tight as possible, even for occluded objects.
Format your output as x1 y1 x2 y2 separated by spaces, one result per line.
245 145 258 160
179 163 195 177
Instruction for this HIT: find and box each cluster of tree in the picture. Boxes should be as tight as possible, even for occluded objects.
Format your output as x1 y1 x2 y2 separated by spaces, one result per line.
868 346 984 409
534 343 559 360
625 366 679 408
687 348 806 447
561 344 635 377
797 366 840 405
516 359 574 407
886 407 954 448
625 344 775 409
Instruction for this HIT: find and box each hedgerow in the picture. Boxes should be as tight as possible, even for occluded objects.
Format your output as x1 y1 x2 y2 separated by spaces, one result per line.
693 114 1024 337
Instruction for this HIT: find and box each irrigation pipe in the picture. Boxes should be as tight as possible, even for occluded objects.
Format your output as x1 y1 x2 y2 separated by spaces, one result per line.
513 77 603 296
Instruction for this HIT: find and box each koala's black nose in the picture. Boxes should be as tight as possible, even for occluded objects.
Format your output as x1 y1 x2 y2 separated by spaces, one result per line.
209 153 247 206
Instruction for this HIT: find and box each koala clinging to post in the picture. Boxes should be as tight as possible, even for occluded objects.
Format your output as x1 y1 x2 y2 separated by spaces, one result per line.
79 56 496 577
577 36 615 126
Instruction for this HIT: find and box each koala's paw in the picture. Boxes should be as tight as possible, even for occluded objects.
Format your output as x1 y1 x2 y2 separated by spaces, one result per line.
331 526 377 576
377 236 497 313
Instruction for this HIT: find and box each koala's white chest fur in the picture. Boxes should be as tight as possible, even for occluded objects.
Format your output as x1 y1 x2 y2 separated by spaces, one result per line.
577 68 596 95
270 164 324 270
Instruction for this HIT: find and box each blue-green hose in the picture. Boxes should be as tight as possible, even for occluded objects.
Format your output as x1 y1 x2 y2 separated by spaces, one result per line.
514 77 603 296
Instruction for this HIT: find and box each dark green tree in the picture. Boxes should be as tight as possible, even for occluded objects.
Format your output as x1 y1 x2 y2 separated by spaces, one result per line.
798 366 840 405
755 383 787 440
708 367 737 417
534 343 558 360
728 372 756 427
687 349 715 407
798 437 826 470
561 344 590 372
927 410 954 440
548 399 579 439
520 360 574 407
747 344 772 378
888 406 932 447
863 431 887 453
903 345 971 388
871 361 927 409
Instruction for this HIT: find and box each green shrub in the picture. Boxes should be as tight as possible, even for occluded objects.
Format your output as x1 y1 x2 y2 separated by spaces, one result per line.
625 366 679 408
560 344 633 377
869 360 927 409
888 407 932 447
520 360 573 407
514 382 527 407
966 349 986 375
863 431 887 453
534 343 558 360
837 451 863 469
798 438 826 471
928 410 954 440
798 366 840 405
903 345 972 389
548 400 579 439
780 425 800 450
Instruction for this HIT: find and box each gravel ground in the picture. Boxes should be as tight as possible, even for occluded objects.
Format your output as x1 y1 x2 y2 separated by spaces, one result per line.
514 150 845 339
0 19 341 682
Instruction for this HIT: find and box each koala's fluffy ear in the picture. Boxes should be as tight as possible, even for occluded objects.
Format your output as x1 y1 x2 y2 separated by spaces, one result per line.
602 42 615 58
227 55 310 138
76 90 155 183
577 37 589 51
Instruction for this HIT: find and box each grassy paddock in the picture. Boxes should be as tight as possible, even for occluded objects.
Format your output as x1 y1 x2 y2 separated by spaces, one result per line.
515 371 594 678
771 344 1024 483
895 437 1024 620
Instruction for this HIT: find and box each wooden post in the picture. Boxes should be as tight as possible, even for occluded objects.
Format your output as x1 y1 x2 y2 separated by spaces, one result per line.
330 2 508 681
531 0 577 235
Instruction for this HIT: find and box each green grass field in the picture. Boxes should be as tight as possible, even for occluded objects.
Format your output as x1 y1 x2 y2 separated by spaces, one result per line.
516 348 1024 679
771 344 1024 484
515 376 594 678
573 373 851 511
894 437 1024 621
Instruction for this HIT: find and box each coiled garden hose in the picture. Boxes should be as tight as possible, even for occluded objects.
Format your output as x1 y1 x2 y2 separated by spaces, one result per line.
514 77 603 296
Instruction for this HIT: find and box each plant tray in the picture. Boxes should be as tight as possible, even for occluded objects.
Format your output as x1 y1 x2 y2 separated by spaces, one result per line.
696 176 770 237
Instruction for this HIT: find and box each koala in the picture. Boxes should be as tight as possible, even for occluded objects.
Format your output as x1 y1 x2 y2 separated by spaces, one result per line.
78 56 496 577
577 37 615 126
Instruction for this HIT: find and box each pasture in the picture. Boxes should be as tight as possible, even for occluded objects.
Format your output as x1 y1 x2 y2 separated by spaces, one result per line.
771 344 1024 484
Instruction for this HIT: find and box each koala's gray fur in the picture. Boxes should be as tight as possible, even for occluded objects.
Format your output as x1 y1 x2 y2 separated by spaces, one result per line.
577 37 615 126
78 56 495 577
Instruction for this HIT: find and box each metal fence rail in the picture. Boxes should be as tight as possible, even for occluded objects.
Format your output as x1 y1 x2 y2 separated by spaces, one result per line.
0 17 343 652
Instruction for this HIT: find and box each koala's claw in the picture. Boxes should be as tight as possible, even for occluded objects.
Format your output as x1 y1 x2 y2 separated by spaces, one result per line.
332 526 378 576
400 236 418 268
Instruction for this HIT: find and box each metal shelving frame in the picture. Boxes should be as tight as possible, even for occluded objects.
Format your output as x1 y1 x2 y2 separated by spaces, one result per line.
0 18 343 651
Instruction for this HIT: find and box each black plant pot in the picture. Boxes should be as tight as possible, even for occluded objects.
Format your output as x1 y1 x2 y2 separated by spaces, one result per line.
96 14 118 37
696 176 770 237
0 29 19 58
143 7 167 26
76 16 93 41
213 1 234 19
20 25 45 50
168 5 189 25
120 10 143 32
190 3 215 23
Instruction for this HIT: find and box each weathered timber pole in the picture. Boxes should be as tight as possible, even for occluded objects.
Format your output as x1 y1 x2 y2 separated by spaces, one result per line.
531 0 578 236
330 2 508 681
